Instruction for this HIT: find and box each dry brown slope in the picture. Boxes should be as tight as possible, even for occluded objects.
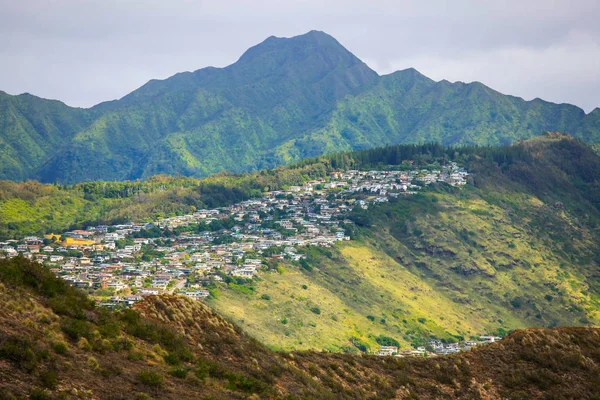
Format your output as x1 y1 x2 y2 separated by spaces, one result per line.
1 257 599 399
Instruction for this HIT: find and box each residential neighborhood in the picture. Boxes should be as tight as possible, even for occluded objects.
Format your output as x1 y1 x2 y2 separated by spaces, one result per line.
0 163 469 313
376 335 503 358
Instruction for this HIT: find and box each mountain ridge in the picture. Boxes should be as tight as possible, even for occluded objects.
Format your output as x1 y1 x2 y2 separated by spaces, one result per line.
1 30 599 183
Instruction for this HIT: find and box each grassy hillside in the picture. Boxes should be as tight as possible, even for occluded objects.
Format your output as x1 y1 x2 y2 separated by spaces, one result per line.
1 31 599 183
207 133 600 351
1 257 600 400
1 133 599 355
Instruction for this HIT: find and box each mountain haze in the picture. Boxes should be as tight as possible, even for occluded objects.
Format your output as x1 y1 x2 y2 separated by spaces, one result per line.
1 31 599 183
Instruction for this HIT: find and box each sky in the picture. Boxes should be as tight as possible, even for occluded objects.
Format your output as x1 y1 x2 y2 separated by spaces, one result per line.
1 0 598 112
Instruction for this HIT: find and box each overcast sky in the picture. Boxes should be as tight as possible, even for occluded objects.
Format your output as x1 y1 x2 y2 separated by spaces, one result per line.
1 0 598 112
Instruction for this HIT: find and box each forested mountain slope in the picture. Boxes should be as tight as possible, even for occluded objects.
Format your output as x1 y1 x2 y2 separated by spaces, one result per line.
0 31 599 182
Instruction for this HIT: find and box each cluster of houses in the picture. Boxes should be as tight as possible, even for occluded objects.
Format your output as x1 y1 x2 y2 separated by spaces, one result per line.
0 164 469 309
377 335 502 357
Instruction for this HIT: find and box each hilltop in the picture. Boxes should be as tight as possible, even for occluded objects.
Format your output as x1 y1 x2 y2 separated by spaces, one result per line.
1 257 600 399
1 31 599 182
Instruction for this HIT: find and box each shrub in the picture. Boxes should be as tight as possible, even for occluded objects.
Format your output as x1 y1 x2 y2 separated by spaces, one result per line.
87 356 100 371
366 315 375 322
169 367 188 378
310 307 321 315
138 369 164 387
0 258 94 319
29 390 50 400
39 371 58 389
120 309 191 361
418 317 427 324
281 318 288 325
61 318 92 340
226 372 268 394
195 359 226 380
375 335 400 347
349 337 368 353
52 341 68 355
0 336 36 368
127 351 145 361
260 294 271 301
112 337 134 352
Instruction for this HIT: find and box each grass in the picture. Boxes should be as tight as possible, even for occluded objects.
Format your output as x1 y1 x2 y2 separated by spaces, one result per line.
209 182 600 351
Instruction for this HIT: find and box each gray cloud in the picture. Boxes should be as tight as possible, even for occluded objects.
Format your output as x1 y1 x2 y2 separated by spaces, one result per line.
0 0 598 111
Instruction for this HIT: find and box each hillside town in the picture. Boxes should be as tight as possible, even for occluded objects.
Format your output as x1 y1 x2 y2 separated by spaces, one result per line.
376 335 503 358
0 164 469 312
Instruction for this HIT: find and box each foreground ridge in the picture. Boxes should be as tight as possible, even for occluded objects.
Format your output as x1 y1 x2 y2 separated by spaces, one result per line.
1 257 600 399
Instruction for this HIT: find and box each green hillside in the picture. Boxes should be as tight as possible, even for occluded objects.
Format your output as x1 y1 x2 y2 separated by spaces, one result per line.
0 31 599 183
0 91 98 181
1 132 600 356
206 133 600 351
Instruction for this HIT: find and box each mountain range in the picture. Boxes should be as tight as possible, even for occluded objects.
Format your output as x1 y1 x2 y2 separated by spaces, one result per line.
1 30 599 183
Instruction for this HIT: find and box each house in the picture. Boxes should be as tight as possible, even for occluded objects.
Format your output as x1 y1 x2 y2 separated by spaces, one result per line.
377 346 398 356
231 265 257 277
183 290 210 300
480 335 502 343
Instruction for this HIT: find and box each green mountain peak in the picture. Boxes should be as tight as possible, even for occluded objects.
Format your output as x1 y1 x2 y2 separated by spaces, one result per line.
0 31 599 182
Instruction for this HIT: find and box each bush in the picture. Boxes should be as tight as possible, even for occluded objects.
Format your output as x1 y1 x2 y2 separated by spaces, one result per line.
169 367 188 378
61 318 92 340
29 390 50 400
120 309 191 362
310 307 321 315
138 369 164 387
225 372 268 394
52 341 68 355
195 359 226 380
87 356 100 370
349 337 368 353
0 257 94 318
260 294 271 301
39 371 58 389
0 336 36 367
375 335 400 347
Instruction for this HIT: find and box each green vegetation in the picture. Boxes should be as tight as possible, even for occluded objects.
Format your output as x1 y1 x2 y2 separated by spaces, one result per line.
208 134 600 351
0 160 329 239
2 132 600 353
138 369 163 387
1 32 599 183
